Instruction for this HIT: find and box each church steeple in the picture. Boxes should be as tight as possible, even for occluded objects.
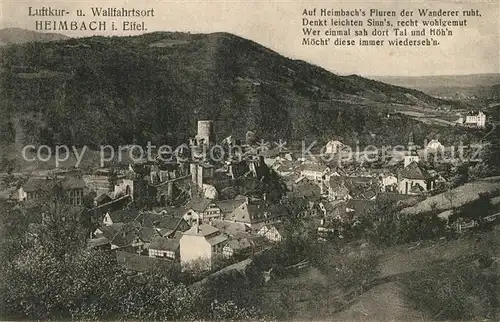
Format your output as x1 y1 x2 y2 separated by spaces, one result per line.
407 132 418 156
404 132 420 167
408 131 414 147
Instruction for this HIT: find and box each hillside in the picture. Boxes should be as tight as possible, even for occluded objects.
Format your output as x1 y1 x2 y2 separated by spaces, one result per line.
400 177 500 215
0 28 69 45
370 74 500 102
371 74 500 89
0 31 471 152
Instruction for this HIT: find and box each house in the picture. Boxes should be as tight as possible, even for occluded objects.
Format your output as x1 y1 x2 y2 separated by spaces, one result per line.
426 139 444 152
95 193 113 206
299 163 330 182
222 236 268 259
463 111 486 128
183 197 222 224
136 226 158 249
64 176 87 205
113 178 134 199
324 140 346 154
134 212 162 227
225 199 280 228
179 223 228 270
256 224 285 242
103 209 140 226
317 210 343 239
155 216 191 236
18 176 87 205
17 178 51 201
287 177 322 206
215 197 248 217
327 178 351 201
148 233 182 261
327 176 380 201
210 219 252 237
398 161 436 195
381 175 398 192
96 222 143 251
345 199 376 215
274 160 296 177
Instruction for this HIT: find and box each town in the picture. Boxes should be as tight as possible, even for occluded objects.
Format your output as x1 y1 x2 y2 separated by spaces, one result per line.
4 114 498 274
1 25 499 321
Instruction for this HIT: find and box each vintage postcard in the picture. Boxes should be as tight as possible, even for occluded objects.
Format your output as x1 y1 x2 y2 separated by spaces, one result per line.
0 0 499 320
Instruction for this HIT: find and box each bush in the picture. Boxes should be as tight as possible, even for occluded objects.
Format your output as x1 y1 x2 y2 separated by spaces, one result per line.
401 255 499 320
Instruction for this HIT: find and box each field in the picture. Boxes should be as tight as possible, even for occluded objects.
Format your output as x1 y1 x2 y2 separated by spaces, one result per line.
258 228 500 320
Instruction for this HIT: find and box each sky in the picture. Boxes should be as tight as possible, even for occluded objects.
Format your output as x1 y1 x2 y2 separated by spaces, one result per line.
1 0 499 76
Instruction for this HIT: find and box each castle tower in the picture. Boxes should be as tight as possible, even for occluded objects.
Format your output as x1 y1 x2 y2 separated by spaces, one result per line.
195 120 216 147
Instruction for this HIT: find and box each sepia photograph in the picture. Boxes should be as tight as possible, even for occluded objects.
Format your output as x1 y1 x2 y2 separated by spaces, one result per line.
0 0 499 320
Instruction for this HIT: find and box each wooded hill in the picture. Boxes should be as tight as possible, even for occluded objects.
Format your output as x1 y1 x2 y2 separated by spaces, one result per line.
0 30 472 150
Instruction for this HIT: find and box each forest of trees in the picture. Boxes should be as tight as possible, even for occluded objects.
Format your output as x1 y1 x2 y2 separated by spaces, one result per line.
0 196 269 321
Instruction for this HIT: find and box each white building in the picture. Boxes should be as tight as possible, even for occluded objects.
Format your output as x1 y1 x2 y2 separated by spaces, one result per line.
324 140 346 154
458 111 487 128
425 139 444 152
398 161 436 195
179 223 227 270
299 164 330 182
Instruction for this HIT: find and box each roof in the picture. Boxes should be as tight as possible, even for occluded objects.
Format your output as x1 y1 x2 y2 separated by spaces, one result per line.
156 217 190 233
400 161 432 180
137 227 158 242
328 182 350 197
211 219 251 236
410 184 426 193
183 223 220 237
326 140 344 146
215 198 247 214
135 212 161 227
156 206 186 218
149 235 180 251
62 176 86 189
95 193 113 205
299 163 329 173
346 199 376 214
99 222 140 247
289 179 322 201
259 223 287 235
97 223 124 239
106 209 141 223
224 236 268 251
275 160 295 173
329 176 379 199
22 178 52 192
226 200 272 224
88 237 110 248
206 234 228 245
110 222 141 247
185 197 213 212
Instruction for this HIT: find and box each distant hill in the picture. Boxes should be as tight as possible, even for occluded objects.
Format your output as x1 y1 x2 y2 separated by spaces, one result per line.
370 74 500 89
0 28 69 45
370 74 500 102
0 31 473 154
